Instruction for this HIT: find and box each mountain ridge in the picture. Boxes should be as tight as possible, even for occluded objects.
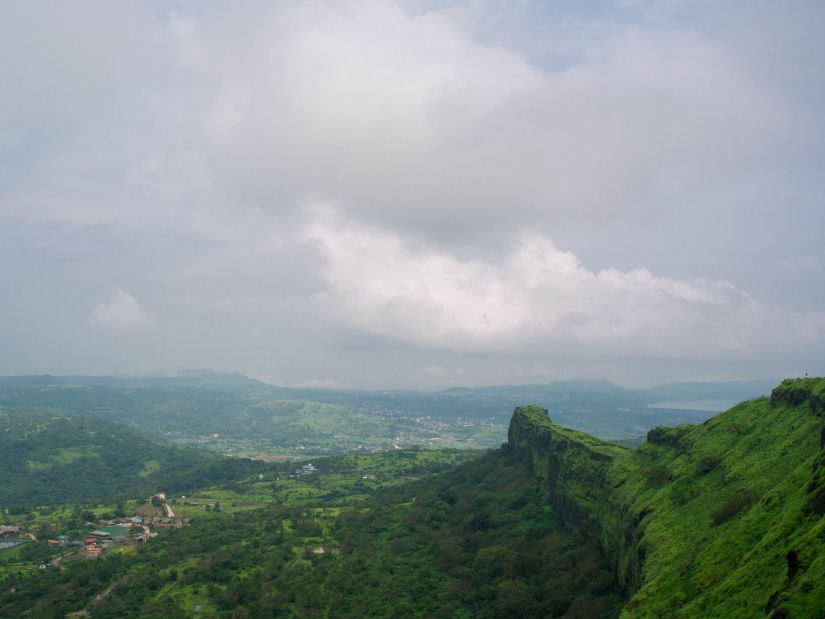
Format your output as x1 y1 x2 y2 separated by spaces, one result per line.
507 377 825 617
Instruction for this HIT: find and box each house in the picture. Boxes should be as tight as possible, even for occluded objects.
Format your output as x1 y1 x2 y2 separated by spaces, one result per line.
298 463 318 475
91 525 130 538
47 539 60 546
84 546 103 558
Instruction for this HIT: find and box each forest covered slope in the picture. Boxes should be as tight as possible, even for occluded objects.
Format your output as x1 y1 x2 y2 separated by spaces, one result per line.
0 409 268 508
0 448 624 618
509 377 825 617
2 378 823 617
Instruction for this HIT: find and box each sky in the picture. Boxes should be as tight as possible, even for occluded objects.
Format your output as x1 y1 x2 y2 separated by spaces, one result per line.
1 0 824 389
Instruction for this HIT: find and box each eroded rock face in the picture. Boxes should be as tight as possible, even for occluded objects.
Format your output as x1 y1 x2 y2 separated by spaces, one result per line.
506 404 643 595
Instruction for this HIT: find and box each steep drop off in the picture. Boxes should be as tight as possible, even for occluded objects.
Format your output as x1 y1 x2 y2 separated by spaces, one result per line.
508 378 825 617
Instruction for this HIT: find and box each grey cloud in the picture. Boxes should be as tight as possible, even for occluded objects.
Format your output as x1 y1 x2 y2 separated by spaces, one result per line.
0 0 823 388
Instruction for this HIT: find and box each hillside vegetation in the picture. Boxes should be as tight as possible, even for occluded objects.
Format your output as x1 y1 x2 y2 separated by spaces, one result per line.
0 374 772 452
0 450 623 618
0 410 267 508
508 377 825 617
2 377 820 616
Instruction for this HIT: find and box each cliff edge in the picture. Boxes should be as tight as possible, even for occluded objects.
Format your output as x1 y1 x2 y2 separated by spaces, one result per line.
507 378 825 617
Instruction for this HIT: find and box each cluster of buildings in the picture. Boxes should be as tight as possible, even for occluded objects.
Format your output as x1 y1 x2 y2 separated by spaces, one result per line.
42 522 151 559
80 524 150 558
3 491 195 568
0 525 24 550
297 463 318 476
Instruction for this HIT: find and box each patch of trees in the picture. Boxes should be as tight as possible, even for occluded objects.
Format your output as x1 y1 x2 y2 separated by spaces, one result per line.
0 451 624 618
0 410 268 508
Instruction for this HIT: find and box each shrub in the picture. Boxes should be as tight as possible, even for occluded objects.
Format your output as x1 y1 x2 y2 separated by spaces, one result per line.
643 464 671 485
711 490 759 525
697 456 721 475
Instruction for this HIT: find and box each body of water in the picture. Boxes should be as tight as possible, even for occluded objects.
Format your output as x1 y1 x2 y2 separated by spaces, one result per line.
646 399 739 412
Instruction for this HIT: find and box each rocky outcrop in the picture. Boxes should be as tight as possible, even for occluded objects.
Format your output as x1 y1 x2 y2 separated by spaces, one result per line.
506 405 643 594
771 378 825 415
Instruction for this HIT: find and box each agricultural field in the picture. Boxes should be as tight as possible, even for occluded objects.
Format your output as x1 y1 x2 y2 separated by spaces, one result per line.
177 447 481 513
0 448 482 583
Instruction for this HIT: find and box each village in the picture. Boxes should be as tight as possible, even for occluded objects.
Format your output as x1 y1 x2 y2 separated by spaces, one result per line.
0 492 191 571
0 448 476 584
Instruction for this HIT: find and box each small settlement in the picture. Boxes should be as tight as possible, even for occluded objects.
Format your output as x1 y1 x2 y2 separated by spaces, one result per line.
1 491 190 569
0 525 25 550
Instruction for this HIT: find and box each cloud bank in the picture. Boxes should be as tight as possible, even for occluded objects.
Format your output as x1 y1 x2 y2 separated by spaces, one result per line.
309 216 824 360
1 0 824 386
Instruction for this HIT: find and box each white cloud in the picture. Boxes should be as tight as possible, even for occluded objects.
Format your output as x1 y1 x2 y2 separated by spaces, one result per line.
90 289 151 329
0 1 824 386
308 215 825 360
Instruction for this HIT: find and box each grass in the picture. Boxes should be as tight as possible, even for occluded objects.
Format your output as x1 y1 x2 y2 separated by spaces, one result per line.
138 459 160 478
510 378 825 617
26 447 99 471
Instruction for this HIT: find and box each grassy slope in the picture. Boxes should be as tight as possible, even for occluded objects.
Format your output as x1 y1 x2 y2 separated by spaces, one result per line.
616 378 825 617
508 379 825 617
0 409 267 507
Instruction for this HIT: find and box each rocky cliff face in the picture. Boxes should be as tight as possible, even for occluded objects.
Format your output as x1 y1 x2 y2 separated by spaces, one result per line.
770 377 825 415
507 405 643 594
506 378 825 617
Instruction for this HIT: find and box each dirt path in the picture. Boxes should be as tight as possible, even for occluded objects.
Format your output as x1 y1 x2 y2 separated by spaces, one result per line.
93 583 115 603
68 582 116 617
51 550 73 571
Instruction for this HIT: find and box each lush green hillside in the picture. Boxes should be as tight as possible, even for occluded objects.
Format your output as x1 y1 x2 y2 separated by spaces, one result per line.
508 377 825 617
0 409 267 508
2 377 817 617
0 378 505 454
0 450 623 618
0 374 771 451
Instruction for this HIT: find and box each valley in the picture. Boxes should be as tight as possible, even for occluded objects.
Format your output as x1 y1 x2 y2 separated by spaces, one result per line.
1 375 821 617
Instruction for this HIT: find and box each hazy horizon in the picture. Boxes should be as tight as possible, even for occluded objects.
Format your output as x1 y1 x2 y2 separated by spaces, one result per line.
2 1 824 389
0 368 784 394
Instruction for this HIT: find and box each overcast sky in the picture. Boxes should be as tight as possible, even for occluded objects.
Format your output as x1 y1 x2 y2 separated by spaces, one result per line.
1 0 823 388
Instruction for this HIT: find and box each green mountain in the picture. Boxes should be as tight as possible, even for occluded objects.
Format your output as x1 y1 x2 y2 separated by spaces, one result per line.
0 374 774 450
2 377 821 616
0 409 267 508
507 377 825 616
0 445 623 618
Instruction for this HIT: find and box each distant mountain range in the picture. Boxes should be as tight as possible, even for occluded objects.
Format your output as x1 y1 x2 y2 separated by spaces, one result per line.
0 373 778 447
